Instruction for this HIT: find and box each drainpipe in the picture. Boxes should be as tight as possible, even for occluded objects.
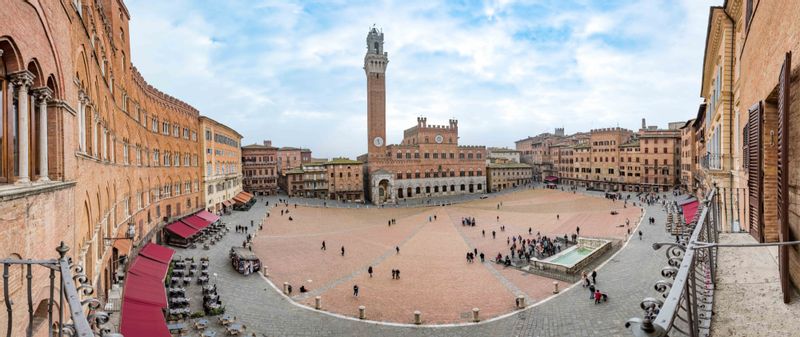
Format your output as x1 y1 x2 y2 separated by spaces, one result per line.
723 8 736 231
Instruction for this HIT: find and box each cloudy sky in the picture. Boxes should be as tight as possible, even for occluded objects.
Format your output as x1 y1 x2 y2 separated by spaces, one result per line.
127 0 717 158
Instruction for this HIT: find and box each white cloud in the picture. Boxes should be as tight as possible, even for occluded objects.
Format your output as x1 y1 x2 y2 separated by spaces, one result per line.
127 0 720 158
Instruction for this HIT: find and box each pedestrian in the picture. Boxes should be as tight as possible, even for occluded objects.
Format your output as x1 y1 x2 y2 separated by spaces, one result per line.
582 271 589 287
497 215 500 222
594 289 602 304
591 270 597 284
639 230 643 240
479 252 485 262
396 269 400 279
557 214 560 220
576 226 580 236
395 246 400 254
529 227 532 235
353 285 359 297
368 266 373 278
492 231 496 239
434 215 437 221
482 230 485 237
589 283 595 300
287 284 293 295
321 241 326 250
341 246 345 256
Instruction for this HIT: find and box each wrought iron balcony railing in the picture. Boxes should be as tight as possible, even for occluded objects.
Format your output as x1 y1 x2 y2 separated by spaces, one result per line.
626 188 719 337
1 242 121 337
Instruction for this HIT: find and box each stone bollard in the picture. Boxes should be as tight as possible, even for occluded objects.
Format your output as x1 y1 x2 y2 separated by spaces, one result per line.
472 307 480 322
262 267 268 277
315 296 322 310
553 281 559 294
359 305 366 319
516 295 526 309
283 282 289 294
414 310 422 325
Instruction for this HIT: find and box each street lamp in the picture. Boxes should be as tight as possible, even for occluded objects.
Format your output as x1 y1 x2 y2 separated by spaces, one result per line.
103 223 136 246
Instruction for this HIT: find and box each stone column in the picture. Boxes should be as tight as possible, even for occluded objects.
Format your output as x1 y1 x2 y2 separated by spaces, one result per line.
11 71 34 184
77 91 86 152
92 116 98 157
33 88 52 181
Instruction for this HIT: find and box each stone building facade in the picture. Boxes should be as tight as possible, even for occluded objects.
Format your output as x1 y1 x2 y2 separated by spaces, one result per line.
487 162 533 193
360 28 487 204
200 116 242 213
0 1 220 335
241 141 278 196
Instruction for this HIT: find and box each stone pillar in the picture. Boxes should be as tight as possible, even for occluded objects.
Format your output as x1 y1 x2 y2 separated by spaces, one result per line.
414 310 421 325
315 296 321 310
358 305 366 319
11 71 34 184
516 295 526 309
552 281 559 294
34 88 52 182
472 307 480 322
92 113 98 157
78 91 86 152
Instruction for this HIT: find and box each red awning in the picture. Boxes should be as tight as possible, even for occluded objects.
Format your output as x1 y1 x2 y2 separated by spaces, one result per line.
222 200 233 207
128 255 170 280
235 191 253 204
165 221 199 239
138 243 175 264
682 200 700 223
544 176 559 182
242 191 254 198
195 210 220 223
181 215 210 230
233 195 248 204
119 299 171 337
122 272 167 307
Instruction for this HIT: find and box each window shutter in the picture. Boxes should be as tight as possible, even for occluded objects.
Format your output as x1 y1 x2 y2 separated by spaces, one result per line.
747 101 763 242
777 51 791 303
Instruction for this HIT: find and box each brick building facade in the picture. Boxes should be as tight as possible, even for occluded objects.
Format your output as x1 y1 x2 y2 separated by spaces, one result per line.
0 1 222 335
360 28 487 204
241 141 278 196
517 124 681 192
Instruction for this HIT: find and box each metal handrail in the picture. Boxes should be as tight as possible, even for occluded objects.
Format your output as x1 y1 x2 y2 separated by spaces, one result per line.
626 188 718 337
1 242 120 337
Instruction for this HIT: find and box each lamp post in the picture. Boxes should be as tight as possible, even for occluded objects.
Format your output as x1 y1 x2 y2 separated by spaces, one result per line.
103 223 136 246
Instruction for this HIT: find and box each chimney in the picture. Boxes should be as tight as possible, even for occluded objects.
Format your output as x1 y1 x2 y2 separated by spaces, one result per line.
641 118 646 130
263 140 272 147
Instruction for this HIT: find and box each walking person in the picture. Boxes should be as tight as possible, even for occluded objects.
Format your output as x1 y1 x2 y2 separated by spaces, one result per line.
395 246 400 254
321 241 326 250
368 266 373 278
353 285 359 297
594 289 602 304
589 283 596 300
591 270 597 284
341 246 345 256
582 271 589 287
639 230 643 240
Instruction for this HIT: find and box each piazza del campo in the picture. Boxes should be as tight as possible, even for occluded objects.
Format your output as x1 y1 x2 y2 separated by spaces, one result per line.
2 1 800 337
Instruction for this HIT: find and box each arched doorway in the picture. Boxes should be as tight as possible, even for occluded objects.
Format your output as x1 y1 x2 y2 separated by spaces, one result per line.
378 179 390 203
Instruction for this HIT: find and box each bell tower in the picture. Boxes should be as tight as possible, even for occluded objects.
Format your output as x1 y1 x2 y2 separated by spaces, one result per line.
365 27 388 158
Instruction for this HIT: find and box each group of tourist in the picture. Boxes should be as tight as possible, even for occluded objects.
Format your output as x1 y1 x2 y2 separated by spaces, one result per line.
387 218 397 226
582 270 608 304
462 217 477 226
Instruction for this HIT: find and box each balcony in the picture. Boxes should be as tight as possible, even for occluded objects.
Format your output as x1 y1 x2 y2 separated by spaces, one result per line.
1 242 119 337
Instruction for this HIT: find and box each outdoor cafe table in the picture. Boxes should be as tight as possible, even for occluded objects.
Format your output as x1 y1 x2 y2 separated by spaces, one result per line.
194 318 210 329
203 293 219 301
201 330 217 337
168 287 185 295
227 323 244 335
166 322 187 333
169 297 190 305
219 313 234 325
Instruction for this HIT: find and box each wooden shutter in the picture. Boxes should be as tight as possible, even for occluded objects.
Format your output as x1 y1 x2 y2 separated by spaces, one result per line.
777 51 791 303
747 101 763 242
